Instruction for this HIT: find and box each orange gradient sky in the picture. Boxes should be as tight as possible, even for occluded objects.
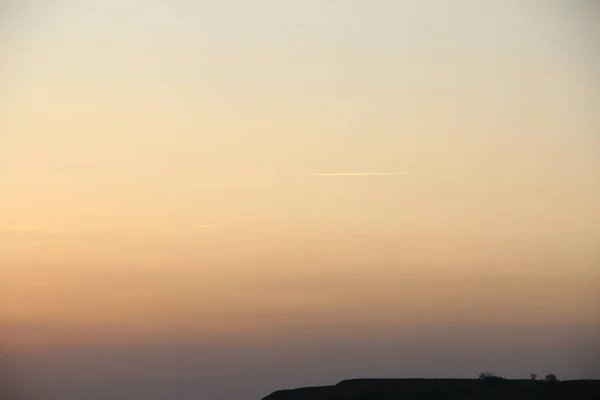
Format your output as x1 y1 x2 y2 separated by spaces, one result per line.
0 2 599 398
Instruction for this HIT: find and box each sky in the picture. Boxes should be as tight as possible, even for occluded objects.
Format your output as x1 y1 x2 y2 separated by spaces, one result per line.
1 1 599 399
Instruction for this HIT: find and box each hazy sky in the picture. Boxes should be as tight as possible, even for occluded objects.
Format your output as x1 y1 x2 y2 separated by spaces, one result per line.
1 1 599 399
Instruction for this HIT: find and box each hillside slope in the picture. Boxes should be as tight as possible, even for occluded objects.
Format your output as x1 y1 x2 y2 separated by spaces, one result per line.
262 378 600 400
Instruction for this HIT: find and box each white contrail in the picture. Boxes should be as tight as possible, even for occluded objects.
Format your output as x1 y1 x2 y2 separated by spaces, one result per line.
192 221 235 229
310 172 407 176
18 240 86 249
3 225 45 232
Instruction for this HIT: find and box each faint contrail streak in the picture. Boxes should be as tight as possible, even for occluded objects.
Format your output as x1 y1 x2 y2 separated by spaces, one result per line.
3 226 45 232
310 172 407 176
192 221 235 229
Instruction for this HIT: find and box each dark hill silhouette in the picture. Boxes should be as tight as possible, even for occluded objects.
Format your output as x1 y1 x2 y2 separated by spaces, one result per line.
261 378 600 400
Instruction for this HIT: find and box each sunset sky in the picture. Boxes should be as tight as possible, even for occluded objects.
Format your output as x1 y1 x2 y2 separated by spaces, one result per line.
1 1 599 399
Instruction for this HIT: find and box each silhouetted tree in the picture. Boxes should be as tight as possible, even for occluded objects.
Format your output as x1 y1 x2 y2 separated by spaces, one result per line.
545 373 558 382
479 372 505 380
530 373 538 380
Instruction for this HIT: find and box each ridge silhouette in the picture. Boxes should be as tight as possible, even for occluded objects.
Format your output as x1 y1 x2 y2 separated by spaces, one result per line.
262 377 600 400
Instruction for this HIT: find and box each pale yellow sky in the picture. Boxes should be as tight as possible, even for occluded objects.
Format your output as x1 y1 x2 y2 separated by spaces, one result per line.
1 1 599 356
